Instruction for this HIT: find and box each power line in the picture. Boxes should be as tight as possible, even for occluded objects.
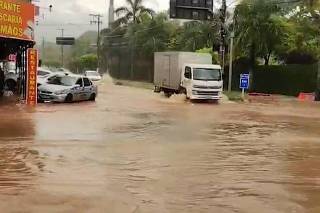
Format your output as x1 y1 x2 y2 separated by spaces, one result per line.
36 23 92 27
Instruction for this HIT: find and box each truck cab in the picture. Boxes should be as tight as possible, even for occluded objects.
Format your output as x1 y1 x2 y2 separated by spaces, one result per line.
180 64 223 100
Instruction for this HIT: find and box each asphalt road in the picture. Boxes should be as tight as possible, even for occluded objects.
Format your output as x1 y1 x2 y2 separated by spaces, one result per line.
0 78 320 213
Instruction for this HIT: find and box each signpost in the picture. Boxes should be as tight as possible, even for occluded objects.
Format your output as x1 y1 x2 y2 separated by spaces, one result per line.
56 36 75 66
26 48 38 106
170 0 213 21
56 37 75 45
240 74 250 99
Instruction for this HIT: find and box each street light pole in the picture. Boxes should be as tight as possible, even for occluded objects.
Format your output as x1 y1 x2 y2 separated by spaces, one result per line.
220 0 227 74
57 28 64 67
228 32 234 92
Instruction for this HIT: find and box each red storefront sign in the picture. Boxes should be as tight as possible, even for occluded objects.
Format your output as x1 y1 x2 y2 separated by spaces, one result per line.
26 48 38 105
0 0 36 41
8 53 16 61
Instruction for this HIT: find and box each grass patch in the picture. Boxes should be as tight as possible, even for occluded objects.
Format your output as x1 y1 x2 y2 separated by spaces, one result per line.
113 79 154 90
224 91 245 102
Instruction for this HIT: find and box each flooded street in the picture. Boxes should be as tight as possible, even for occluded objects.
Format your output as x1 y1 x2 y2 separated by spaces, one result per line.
0 79 320 213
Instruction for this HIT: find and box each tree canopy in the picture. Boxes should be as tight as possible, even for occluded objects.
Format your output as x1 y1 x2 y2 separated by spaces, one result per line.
101 0 320 75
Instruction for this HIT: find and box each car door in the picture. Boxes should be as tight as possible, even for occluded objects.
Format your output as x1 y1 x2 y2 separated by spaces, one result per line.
83 77 93 100
74 78 85 101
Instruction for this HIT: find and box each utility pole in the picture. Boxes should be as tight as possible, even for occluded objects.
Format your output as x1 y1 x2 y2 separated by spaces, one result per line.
228 32 234 92
42 37 45 62
220 0 227 74
57 28 64 67
90 14 103 72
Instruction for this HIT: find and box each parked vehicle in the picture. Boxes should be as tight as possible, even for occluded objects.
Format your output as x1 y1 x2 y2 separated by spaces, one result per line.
154 52 223 100
38 73 98 103
85 70 102 81
37 68 52 77
4 61 18 91
4 66 52 91
37 73 58 87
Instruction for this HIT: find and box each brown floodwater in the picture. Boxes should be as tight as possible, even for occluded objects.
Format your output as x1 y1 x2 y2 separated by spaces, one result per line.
0 78 320 213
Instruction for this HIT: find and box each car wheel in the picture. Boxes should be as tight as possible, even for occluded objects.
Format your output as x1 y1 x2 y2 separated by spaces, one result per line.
65 94 73 103
5 79 16 91
89 93 96 101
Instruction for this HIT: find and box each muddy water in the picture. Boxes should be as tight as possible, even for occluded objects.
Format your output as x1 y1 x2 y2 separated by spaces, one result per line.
0 78 320 213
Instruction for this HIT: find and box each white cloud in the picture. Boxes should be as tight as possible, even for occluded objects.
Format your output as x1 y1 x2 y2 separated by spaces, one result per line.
34 0 234 43
35 0 169 42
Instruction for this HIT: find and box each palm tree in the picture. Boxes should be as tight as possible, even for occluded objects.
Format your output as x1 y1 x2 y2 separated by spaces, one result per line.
114 0 155 26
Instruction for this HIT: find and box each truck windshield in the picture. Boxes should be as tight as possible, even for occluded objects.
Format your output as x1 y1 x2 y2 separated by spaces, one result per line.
193 68 221 81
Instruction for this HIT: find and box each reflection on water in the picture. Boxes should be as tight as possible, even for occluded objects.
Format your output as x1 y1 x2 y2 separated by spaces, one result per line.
0 103 39 195
0 80 320 212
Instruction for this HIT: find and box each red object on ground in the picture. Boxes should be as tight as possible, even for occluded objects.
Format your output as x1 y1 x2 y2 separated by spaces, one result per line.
248 93 277 103
248 93 272 97
298 93 315 101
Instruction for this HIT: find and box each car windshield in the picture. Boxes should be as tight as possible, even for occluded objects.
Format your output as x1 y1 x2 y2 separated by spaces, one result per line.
47 76 78 86
193 68 221 81
86 72 99 76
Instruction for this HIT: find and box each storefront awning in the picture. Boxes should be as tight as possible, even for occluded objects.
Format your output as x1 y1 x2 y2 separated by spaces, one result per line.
0 37 35 60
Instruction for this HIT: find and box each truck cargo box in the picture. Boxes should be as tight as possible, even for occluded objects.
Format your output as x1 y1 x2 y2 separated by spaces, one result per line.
154 52 212 91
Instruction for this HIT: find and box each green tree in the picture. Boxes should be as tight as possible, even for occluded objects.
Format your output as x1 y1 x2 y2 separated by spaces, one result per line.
114 0 154 26
234 0 290 65
176 21 219 52
69 54 97 73
196 48 219 64
126 13 179 56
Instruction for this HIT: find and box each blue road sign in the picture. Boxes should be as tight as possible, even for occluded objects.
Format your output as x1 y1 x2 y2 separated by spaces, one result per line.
240 74 250 90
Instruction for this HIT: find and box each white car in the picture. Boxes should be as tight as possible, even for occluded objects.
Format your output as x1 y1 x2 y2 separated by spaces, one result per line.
38 68 52 77
4 70 18 91
85 70 102 81
4 67 52 91
37 71 71 87
38 74 98 103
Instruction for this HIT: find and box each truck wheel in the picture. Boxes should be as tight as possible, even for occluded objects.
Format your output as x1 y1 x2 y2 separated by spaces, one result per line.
186 90 190 99
154 86 161 93
178 86 187 94
164 92 172 98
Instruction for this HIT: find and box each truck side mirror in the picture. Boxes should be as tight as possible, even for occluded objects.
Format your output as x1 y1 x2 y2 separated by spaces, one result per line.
185 72 191 79
184 67 192 79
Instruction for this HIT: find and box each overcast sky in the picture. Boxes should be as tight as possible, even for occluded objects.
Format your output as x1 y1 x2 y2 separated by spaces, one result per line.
35 0 229 43
35 0 170 42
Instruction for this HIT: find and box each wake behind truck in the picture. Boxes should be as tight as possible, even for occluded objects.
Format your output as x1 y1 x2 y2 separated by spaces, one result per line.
154 52 223 100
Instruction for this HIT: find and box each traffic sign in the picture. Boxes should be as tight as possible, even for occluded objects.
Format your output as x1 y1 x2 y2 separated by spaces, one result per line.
170 0 213 20
240 74 250 90
56 37 75 45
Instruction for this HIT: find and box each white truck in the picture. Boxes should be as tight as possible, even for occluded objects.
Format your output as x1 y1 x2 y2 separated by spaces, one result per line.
154 52 223 100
